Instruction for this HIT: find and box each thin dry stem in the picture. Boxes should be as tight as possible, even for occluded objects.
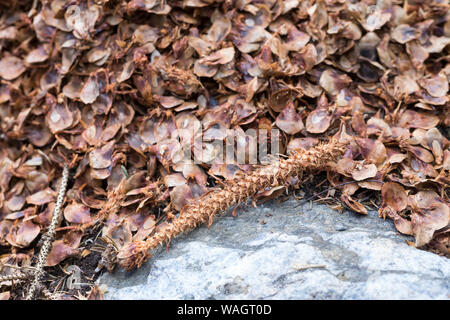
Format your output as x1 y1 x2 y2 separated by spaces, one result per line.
0 272 28 283
117 139 348 270
26 164 69 300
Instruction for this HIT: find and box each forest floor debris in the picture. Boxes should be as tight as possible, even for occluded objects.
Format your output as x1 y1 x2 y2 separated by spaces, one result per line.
0 0 449 299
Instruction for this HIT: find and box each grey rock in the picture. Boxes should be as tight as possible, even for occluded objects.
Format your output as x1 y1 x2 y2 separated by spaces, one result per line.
98 199 450 300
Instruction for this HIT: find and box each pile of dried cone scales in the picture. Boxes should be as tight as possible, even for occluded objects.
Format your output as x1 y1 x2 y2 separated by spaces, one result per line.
0 0 449 299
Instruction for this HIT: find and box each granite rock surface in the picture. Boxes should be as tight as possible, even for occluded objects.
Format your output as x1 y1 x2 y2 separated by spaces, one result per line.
99 199 450 299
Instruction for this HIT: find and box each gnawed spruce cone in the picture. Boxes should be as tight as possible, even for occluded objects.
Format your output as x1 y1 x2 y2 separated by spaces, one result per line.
117 139 348 270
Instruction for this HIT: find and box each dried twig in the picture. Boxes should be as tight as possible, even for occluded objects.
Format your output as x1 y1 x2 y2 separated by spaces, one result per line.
117 139 348 270
0 272 28 283
26 164 69 300
77 179 127 232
